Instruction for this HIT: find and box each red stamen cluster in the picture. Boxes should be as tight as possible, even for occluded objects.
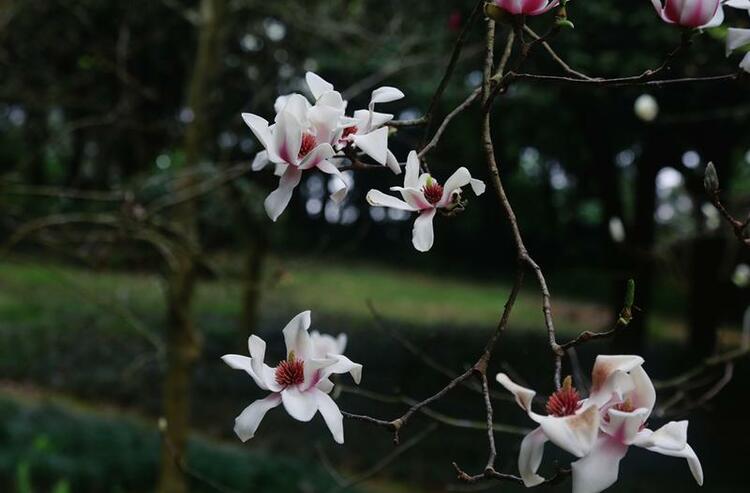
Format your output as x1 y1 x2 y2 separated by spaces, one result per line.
341 125 358 140
298 132 317 158
545 378 582 417
423 182 444 205
275 357 305 387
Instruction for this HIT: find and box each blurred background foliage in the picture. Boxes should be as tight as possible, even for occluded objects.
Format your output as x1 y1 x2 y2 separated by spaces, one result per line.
1 0 749 492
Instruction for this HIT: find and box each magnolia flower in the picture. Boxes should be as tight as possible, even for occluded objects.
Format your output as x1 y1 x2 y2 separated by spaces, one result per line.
490 0 561 16
571 355 702 493
221 311 362 444
726 28 750 72
310 330 348 358
649 0 725 28
365 151 485 252
497 355 703 493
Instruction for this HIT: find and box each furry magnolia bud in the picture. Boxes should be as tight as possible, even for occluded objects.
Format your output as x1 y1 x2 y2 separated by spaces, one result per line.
704 162 719 195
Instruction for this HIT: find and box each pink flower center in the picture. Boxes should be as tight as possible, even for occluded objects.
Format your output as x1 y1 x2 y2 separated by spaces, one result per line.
422 182 444 205
341 125 358 140
545 377 582 417
298 133 317 159
275 357 305 387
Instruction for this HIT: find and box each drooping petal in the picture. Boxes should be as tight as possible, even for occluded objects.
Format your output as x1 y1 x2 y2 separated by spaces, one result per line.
440 167 472 203
628 365 656 415
316 378 335 394
321 354 363 384
233 393 282 442
412 208 437 252
496 373 537 412
366 190 416 211
469 178 486 196
353 127 389 164
316 160 348 203
282 310 313 360
273 162 288 177
385 150 402 175
518 427 548 487
221 354 268 391
251 150 270 171
588 355 644 408
571 435 629 493
370 86 405 105
242 113 279 162
632 421 688 451
314 389 345 444
264 165 303 222
281 387 318 422
727 28 750 56
643 442 703 486
600 408 649 445
299 143 335 170
532 405 600 458
306 72 335 101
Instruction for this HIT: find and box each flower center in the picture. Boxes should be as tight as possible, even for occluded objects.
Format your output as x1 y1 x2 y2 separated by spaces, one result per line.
545 376 582 417
341 125 358 140
422 181 444 205
275 355 305 387
298 132 317 158
613 398 635 413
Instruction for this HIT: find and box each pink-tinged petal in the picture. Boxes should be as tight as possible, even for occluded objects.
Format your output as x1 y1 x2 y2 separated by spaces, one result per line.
315 160 348 203
282 310 313 360
221 354 268 391
571 435 629 493
306 72 334 100
233 393 282 442
533 405 600 458
632 421 688 451
314 389 345 444
302 357 337 390
412 208 437 252
299 143 335 170
643 442 703 486
366 190 416 211
273 111 302 166
727 28 750 56
651 0 670 20
281 387 318 422
601 408 649 445
251 150 270 171
529 0 560 16
588 355 644 408
701 3 724 28
518 427 548 487
394 187 434 210
385 150 402 175
496 373 536 412
353 126 389 164
321 354 363 384
404 151 420 189
629 365 656 415
264 165 302 222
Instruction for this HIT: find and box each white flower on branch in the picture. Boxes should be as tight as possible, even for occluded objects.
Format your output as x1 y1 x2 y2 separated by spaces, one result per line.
365 151 486 252
242 72 404 221
221 311 362 444
497 355 703 493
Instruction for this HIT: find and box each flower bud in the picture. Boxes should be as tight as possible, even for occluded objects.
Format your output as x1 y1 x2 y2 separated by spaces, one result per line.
704 162 719 195
487 0 561 18
650 0 722 29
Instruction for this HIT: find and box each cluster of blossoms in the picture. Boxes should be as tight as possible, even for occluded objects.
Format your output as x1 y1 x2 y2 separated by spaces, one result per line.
497 356 702 493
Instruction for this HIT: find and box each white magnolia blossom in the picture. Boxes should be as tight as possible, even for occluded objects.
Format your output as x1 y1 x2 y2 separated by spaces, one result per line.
221 311 362 444
242 72 404 221
498 355 702 493
365 151 486 252
726 27 750 72
310 330 348 358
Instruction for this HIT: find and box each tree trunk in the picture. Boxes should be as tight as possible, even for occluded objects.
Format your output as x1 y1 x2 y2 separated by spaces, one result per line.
157 1 225 492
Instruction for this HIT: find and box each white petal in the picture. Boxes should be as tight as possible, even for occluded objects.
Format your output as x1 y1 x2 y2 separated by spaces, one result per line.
245 335 282 392
643 442 703 486
469 178 486 196
316 378 335 393
282 310 313 360
628 365 656 415
392 187 433 210
518 427 548 487
404 151 420 188
281 387 318 422
353 109 393 130
314 389 344 444
321 354 363 384
534 405 600 458
299 143 335 170
370 86 405 105
366 190 416 211
278 93 310 126
496 373 536 412
740 52 750 72
701 4 724 28
221 354 267 391
412 209 437 252
632 421 688 451
302 357 338 389
264 166 302 222
385 150 402 175
725 0 750 9
308 105 343 144
306 72 335 100
273 111 302 166
242 113 278 161
727 28 750 55
601 408 649 445
440 167 472 205
588 355 644 408
336 333 348 354
274 94 292 115
353 127 389 165
273 162 288 177
233 393 282 442
316 160 348 203
571 435 629 493
251 150 270 171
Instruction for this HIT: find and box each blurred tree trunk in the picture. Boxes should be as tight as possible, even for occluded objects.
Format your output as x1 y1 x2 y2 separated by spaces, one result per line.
157 1 226 492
